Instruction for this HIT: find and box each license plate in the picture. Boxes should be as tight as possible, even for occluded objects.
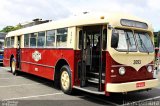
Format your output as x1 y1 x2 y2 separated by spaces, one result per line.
136 82 145 88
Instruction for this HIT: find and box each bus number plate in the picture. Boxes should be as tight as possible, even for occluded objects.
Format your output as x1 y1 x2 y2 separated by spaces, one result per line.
136 82 145 88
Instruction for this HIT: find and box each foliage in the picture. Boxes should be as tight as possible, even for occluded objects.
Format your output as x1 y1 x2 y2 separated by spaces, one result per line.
155 31 160 47
155 35 158 47
0 24 22 33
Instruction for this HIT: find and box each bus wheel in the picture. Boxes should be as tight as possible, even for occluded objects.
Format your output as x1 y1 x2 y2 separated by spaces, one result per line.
60 65 72 94
11 59 17 75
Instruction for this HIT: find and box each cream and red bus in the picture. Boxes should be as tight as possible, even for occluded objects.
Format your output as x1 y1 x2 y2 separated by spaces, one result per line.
3 13 158 96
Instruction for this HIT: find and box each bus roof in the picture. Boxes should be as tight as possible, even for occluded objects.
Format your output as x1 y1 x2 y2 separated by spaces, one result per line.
6 13 153 38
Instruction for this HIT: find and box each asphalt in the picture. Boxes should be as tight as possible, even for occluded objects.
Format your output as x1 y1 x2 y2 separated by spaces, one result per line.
0 67 160 106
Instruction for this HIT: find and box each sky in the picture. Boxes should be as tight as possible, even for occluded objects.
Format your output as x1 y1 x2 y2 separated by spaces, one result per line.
0 0 160 31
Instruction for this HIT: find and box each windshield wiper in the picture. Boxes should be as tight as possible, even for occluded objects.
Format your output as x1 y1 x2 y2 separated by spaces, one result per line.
138 35 149 54
126 32 136 53
126 32 130 54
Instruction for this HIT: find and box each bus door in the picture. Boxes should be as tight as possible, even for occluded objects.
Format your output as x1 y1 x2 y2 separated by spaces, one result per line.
79 25 104 91
16 36 21 69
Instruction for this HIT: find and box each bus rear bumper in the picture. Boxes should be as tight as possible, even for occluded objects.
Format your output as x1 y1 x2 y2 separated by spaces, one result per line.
106 79 159 93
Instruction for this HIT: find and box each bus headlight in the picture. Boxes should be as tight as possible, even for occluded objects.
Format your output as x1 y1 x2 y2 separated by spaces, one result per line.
119 67 126 75
147 66 152 72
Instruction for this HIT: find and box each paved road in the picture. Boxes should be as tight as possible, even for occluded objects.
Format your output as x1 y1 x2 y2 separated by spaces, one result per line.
0 67 160 106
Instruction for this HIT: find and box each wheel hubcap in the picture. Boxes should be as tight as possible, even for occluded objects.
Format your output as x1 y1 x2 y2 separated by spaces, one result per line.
61 71 70 90
12 61 16 73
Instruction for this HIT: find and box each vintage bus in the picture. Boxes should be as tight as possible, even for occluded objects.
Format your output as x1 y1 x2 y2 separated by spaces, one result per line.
0 32 6 65
3 13 158 96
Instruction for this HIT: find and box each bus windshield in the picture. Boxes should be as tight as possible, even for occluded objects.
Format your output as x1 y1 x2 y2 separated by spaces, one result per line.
135 32 154 53
114 29 154 53
116 29 137 52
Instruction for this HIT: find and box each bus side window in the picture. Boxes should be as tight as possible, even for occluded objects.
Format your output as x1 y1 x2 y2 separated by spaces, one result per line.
56 28 67 48
11 37 14 48
30 33 37 47
37 31 45 47
102 29 107 50
46 30 55 47
7 37 10 48
24 34 29 47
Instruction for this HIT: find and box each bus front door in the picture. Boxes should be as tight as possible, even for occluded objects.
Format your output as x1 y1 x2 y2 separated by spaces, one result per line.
79 25 103 91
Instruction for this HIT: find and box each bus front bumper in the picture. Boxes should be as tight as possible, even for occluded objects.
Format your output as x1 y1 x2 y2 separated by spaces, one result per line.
106 79 159 93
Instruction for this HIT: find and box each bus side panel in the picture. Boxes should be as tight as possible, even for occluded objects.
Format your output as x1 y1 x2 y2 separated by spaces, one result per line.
21 62 54 80
73 50 81 86
60 49 75 87
3 48 17 67
20 48 75 81
105 51 112 96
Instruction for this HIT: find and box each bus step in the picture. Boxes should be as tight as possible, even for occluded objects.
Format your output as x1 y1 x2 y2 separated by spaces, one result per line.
73 86 105 95
88 77 105 84
89 72 105 76
87 72 105 79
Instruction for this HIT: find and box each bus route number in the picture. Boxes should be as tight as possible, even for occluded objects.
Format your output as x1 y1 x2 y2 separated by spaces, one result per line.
133 60 141 64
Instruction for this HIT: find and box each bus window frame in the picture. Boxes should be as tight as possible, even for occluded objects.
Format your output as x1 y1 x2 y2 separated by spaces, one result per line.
24 34 30 48
11 36 15 48
134 31 154 53
113 28 138 52
46 30 56 48
6 37 11 48
56 28 68 48
37 31 46 48
23 27 68 49
29 33 38 48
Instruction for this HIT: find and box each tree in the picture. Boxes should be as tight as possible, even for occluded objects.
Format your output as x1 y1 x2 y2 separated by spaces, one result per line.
0 24 22 33
14 24 22 30
154 31 160 47
0 26 15 33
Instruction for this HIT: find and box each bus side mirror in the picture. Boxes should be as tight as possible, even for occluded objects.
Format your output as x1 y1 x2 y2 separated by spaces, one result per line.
111 33 119 48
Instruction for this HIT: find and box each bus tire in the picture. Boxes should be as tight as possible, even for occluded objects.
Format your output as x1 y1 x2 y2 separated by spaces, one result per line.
60 65 72 94
11 58 17 76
